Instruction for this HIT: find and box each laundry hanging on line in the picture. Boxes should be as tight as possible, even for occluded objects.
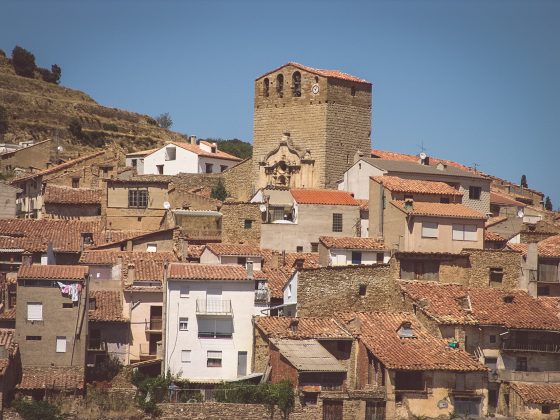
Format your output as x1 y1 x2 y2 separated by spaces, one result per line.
56 282 82 302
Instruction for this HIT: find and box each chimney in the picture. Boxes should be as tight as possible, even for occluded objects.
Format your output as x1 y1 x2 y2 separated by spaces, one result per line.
189 135 197 145
22 252 32 267
404 198 414 211
247 261 254 279
127 263 135 286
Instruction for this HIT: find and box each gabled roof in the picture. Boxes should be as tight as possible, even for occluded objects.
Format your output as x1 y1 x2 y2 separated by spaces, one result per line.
18 265 88 281
88 228 176 250
391 200 486 220
18 367 84 390
89 290 127 322
0 235 46 253
510 383 560 405
290 189 359 206
257 62 371 85
490 191 525 207
371 176 462 196
145 142 241 162
400 281 560 330
168 263 254 281
43 185 101 205
319 236 386 251
260 267 293 299
337 311 486 372
485 215 508 228
271 338 347 372
205 243 263 258
256 317 351 340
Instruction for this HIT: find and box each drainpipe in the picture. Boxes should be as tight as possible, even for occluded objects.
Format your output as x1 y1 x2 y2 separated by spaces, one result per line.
161 261 169 376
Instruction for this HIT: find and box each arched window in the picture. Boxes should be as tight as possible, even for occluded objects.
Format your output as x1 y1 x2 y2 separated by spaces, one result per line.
263 78 269 97
292 71 301 97
276 74 284 98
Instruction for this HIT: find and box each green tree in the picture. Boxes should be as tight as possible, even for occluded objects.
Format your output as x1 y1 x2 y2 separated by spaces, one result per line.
50 64 61 84
204 138 252 159
545 196 553 211
155 112 173 129
11 46 36 78
0 105 8 137
211 179 228 201
520 174 528 188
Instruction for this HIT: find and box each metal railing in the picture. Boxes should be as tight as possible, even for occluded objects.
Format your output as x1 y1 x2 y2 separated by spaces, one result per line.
502 341 560 353
196 299 232 315
254 289 268 304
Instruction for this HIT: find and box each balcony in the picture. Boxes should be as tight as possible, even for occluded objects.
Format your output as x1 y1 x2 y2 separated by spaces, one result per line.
254 289 269 305
145 317 162 333
502 341 560 353
139 344 157 361
496 369 560 383
87 339 107 352
196 299 233 316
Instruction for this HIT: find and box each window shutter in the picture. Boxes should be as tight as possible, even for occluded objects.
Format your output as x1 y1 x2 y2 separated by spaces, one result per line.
27 303 43 321
452 224 464 241
56 336 67 353
464 225 477 241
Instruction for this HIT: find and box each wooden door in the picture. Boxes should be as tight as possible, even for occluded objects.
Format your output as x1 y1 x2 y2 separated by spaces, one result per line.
323 400 343 420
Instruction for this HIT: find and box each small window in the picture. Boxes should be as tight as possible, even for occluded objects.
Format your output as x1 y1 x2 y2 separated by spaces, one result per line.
503 295 514 304
332 213 343 232
27 302 43 321
165 146 176 161
398 322 415 338
310 243 319 252
181 350 191 363
303 393 318 406
56 336 67 353
295 258 304 269
179 317 189 331
237 257 247 266
538 286 551 296
489 267 504 283
89 297 97 309
131 159 137 167
180 286 189 298
469 186 482 200
156 164 164 174
263 78 270 97
376 252 384 264
296 246 303 253
220 165 228 173
276 74 284 98
244 219 253 229
207 350 222 367
292 71 301 97
72 178 80 188
62 302 73 309
147 243 157 253
359 284 367 296
26 336 41 341
352 251 362 265
128 189 148 208
422 222 438 238
452 224 477 241
489 335 496 344
516 357 528 371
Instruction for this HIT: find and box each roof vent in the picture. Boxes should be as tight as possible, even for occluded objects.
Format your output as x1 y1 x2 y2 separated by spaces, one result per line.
457 295 472 312
398 322 415 338
503 295 514 304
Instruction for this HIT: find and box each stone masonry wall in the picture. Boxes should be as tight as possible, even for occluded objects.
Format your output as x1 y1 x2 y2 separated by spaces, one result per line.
464 248 522 289
157 403 282 419
223 158 254 201
296 263 402 317
221 202 261 245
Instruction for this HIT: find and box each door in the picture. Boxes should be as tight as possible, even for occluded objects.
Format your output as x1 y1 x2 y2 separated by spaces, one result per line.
365 401 385 420
237 351 248 377
351 251 362 265
323 400 343 420
150 306 162 330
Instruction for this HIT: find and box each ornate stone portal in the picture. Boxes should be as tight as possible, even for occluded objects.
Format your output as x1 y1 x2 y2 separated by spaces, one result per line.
257 132 315 189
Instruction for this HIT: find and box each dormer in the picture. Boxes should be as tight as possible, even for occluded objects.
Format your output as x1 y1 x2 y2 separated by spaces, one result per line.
398 322 415 338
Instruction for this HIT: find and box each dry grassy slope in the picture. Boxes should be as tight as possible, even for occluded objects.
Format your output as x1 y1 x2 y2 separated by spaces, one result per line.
0 58 185 158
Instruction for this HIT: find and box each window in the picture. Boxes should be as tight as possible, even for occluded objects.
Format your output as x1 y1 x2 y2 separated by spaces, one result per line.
359 284 367 296
538 260 559 283
376 252 384 264
469 186 481 200
128 189 148 208
156 164 164 174
56 336 67 353
542 406 551 414
292 71 301 97
276 74 284 98
180 285 189 298
516 357 528 371
102 167 109 177
440 197 450 204
538 286 551 296
27 302 43 321
263 78 270 97
207 350 222 367
26 336 41 341
205 163 213 173
489 267 504 283
351 251 362 265
453 224 477 241
198 318 233 338
220 165 228 173
422 222 438 238
131 159 137 167
179 317 189 331
398 322 415 338
296 246 303 253
287 284 292 299
244 219 253 229
72 178 80 188
165 147 176 161
62 303 73 309
310 243 319 252
146 243 157 253
181 350 191 363
489 335 496 344
395 371 423 390
237 257 247 266
332 213 343 232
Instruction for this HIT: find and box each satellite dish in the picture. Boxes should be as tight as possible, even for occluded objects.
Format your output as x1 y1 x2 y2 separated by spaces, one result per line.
419 152 427 160
57 146 64 152
517 209 525 218
259 204 267 213
163 201 171 210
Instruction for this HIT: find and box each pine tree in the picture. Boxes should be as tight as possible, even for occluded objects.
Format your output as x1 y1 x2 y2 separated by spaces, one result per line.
520 175 528 188
545 196 553 211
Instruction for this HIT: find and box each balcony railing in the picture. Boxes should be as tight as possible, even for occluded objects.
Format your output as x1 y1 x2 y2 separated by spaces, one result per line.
502 341 560 353
196 299 233 316
497 369 560 383
145 317 162 332
254 289 269 304
87 339 107 352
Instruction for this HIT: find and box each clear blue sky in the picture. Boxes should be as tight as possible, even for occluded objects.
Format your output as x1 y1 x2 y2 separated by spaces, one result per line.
2 0 559 207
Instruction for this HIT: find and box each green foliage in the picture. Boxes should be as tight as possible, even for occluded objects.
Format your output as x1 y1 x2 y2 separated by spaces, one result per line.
521 174 528 188
91 356 122 382
204 138 252 159
132 371 173 417
545 196 553 211
12 399 63 420
0 104 8 136
11 46 36 78
155 112 173 129
215 380 294 416
211 179 228 201
38 64 62 84
68 117 83 138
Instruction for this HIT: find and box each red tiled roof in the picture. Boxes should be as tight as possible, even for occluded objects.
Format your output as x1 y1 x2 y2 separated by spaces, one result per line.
290 189 359 206
510 383 560 404
0 308 16 320
391 200 486 220
18 366 84 390
372 176 462 196
0 328 17 375
507 235 560 258
337 311 486 372
282 252 320 270
490 191 525 207
400 281 560 330
260 267 293 299
166 142 241 162
356 199 369 211
256 317 351 340
370 149 478 175
43 185 101 205
206 243 263 257
79 250 177 265
257 62 371 85
18 265 88 281
0 235 46 252
319 236 386 250
484 231 505 242
187 245 206 259
89 290 127 322
168 263 252 281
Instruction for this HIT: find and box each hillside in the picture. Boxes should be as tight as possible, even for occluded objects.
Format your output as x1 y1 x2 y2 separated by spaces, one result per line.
0 54 187 160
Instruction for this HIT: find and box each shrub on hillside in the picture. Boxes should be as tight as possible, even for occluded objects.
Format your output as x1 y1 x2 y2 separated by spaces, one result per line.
12 399 63 420
39 64 62 84
102 122 119 132
0 105 8 136
11 46 36 78
155 112 173 129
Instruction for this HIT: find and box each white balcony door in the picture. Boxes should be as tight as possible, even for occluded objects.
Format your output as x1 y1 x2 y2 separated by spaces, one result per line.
206 288 222 313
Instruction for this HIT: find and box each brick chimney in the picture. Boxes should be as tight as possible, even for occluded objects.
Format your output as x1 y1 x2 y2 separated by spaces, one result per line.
126 263 135 286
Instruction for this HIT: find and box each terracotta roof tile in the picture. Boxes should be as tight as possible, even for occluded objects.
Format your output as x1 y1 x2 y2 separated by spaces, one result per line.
0 308 16 320
319 236 386 250
490 191 525 207
256 317 351 339
79 250 177 265
400 281 560 330
167 142 241 162
89 290 127 322
0 235 46 252
507 235 560 258
391 200 486 220
337 311 486 372
18 265 88 281
0 328 17 375
43 185 101 205
260 267 292 299
510 383 560 404
18 366 84 390
187 245 206 259
282 252 320 269
206 243 264 257
258 62 371 84
484 231 505 242
168 263 252 281
290 189 359 206
356 199 369 211
372 176 462 196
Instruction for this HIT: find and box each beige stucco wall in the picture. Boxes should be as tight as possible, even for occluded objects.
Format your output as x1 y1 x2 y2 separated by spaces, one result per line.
123 290 162 364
